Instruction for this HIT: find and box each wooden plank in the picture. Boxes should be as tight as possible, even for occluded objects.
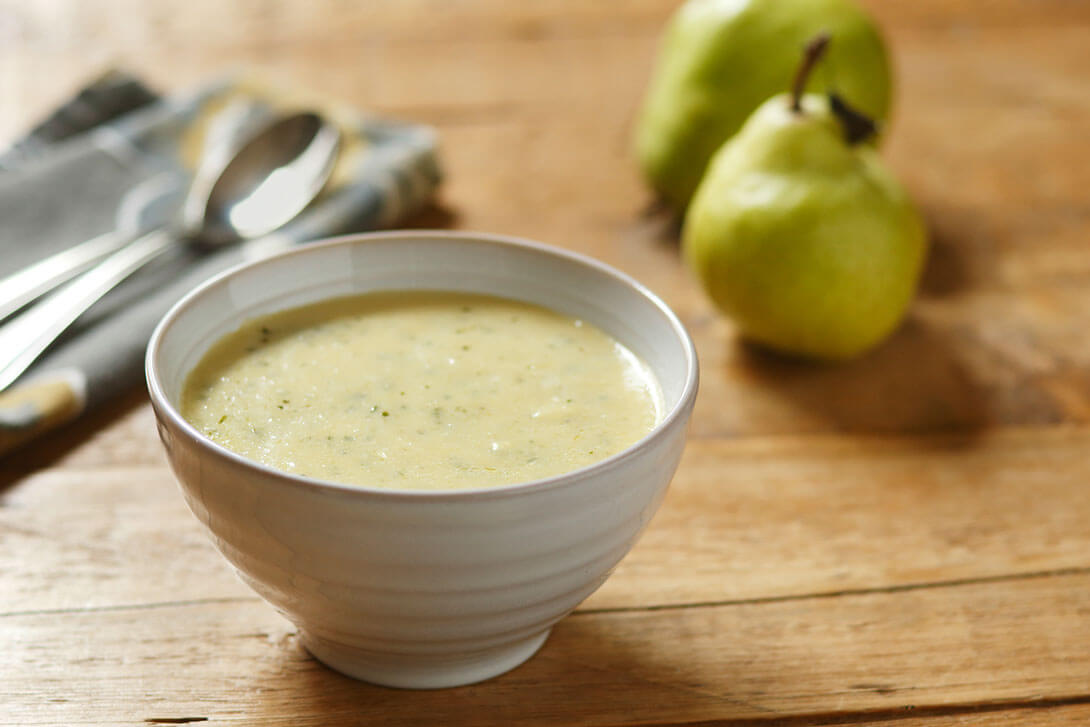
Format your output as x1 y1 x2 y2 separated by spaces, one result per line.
607 427 1090 607
853 707 1090 727
3 573 1088 726
5 427 1090 615
0 0 667 144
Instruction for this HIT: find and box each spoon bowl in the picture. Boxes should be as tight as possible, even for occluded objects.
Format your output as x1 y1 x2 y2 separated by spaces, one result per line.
189 112 341 245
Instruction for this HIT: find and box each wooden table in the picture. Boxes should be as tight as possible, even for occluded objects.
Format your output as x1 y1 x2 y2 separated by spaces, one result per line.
3 1 1090 724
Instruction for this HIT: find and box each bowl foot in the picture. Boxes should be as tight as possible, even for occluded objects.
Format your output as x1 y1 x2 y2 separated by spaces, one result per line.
301 629 552 689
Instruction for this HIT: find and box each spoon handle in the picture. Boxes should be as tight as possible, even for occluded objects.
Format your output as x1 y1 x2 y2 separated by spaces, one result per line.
0 228 174 392
0 229 135 322
0 173 183 324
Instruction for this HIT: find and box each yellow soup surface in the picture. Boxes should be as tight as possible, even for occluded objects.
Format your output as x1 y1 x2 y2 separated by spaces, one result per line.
181 292 661 490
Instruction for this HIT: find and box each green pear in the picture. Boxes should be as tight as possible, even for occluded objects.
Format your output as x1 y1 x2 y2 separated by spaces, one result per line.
683 38 926 361
635 0 891 210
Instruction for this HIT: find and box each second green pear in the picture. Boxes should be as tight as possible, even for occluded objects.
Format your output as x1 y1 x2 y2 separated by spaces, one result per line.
635 0 892 210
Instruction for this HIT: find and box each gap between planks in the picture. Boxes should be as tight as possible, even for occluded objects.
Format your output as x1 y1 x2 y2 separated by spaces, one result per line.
573 565 1090 616
4 565 1088 621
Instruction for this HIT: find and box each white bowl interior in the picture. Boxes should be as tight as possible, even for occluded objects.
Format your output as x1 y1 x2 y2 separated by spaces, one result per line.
153 232 694 451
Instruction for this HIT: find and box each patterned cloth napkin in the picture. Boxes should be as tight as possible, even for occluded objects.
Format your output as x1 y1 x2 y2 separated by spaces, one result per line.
0 71 441 455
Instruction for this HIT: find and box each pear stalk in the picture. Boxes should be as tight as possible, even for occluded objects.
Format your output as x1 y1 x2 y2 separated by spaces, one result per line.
790 33 831 113
790 32 879 145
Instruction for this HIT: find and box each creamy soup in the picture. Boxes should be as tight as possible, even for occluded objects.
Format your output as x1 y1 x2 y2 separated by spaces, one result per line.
181 292 661 491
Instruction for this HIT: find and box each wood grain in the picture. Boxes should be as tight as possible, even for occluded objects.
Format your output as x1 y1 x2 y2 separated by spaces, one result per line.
2 0 1090 725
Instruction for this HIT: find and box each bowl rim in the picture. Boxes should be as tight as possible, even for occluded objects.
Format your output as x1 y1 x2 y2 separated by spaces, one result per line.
146 229 699 502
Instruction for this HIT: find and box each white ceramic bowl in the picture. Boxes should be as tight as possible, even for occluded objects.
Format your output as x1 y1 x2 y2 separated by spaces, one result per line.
146 231 698 688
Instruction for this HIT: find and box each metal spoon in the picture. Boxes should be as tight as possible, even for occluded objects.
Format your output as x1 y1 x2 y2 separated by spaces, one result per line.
0 111 341 392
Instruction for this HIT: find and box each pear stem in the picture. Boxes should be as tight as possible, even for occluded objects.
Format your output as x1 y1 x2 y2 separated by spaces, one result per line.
790 33 831 113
